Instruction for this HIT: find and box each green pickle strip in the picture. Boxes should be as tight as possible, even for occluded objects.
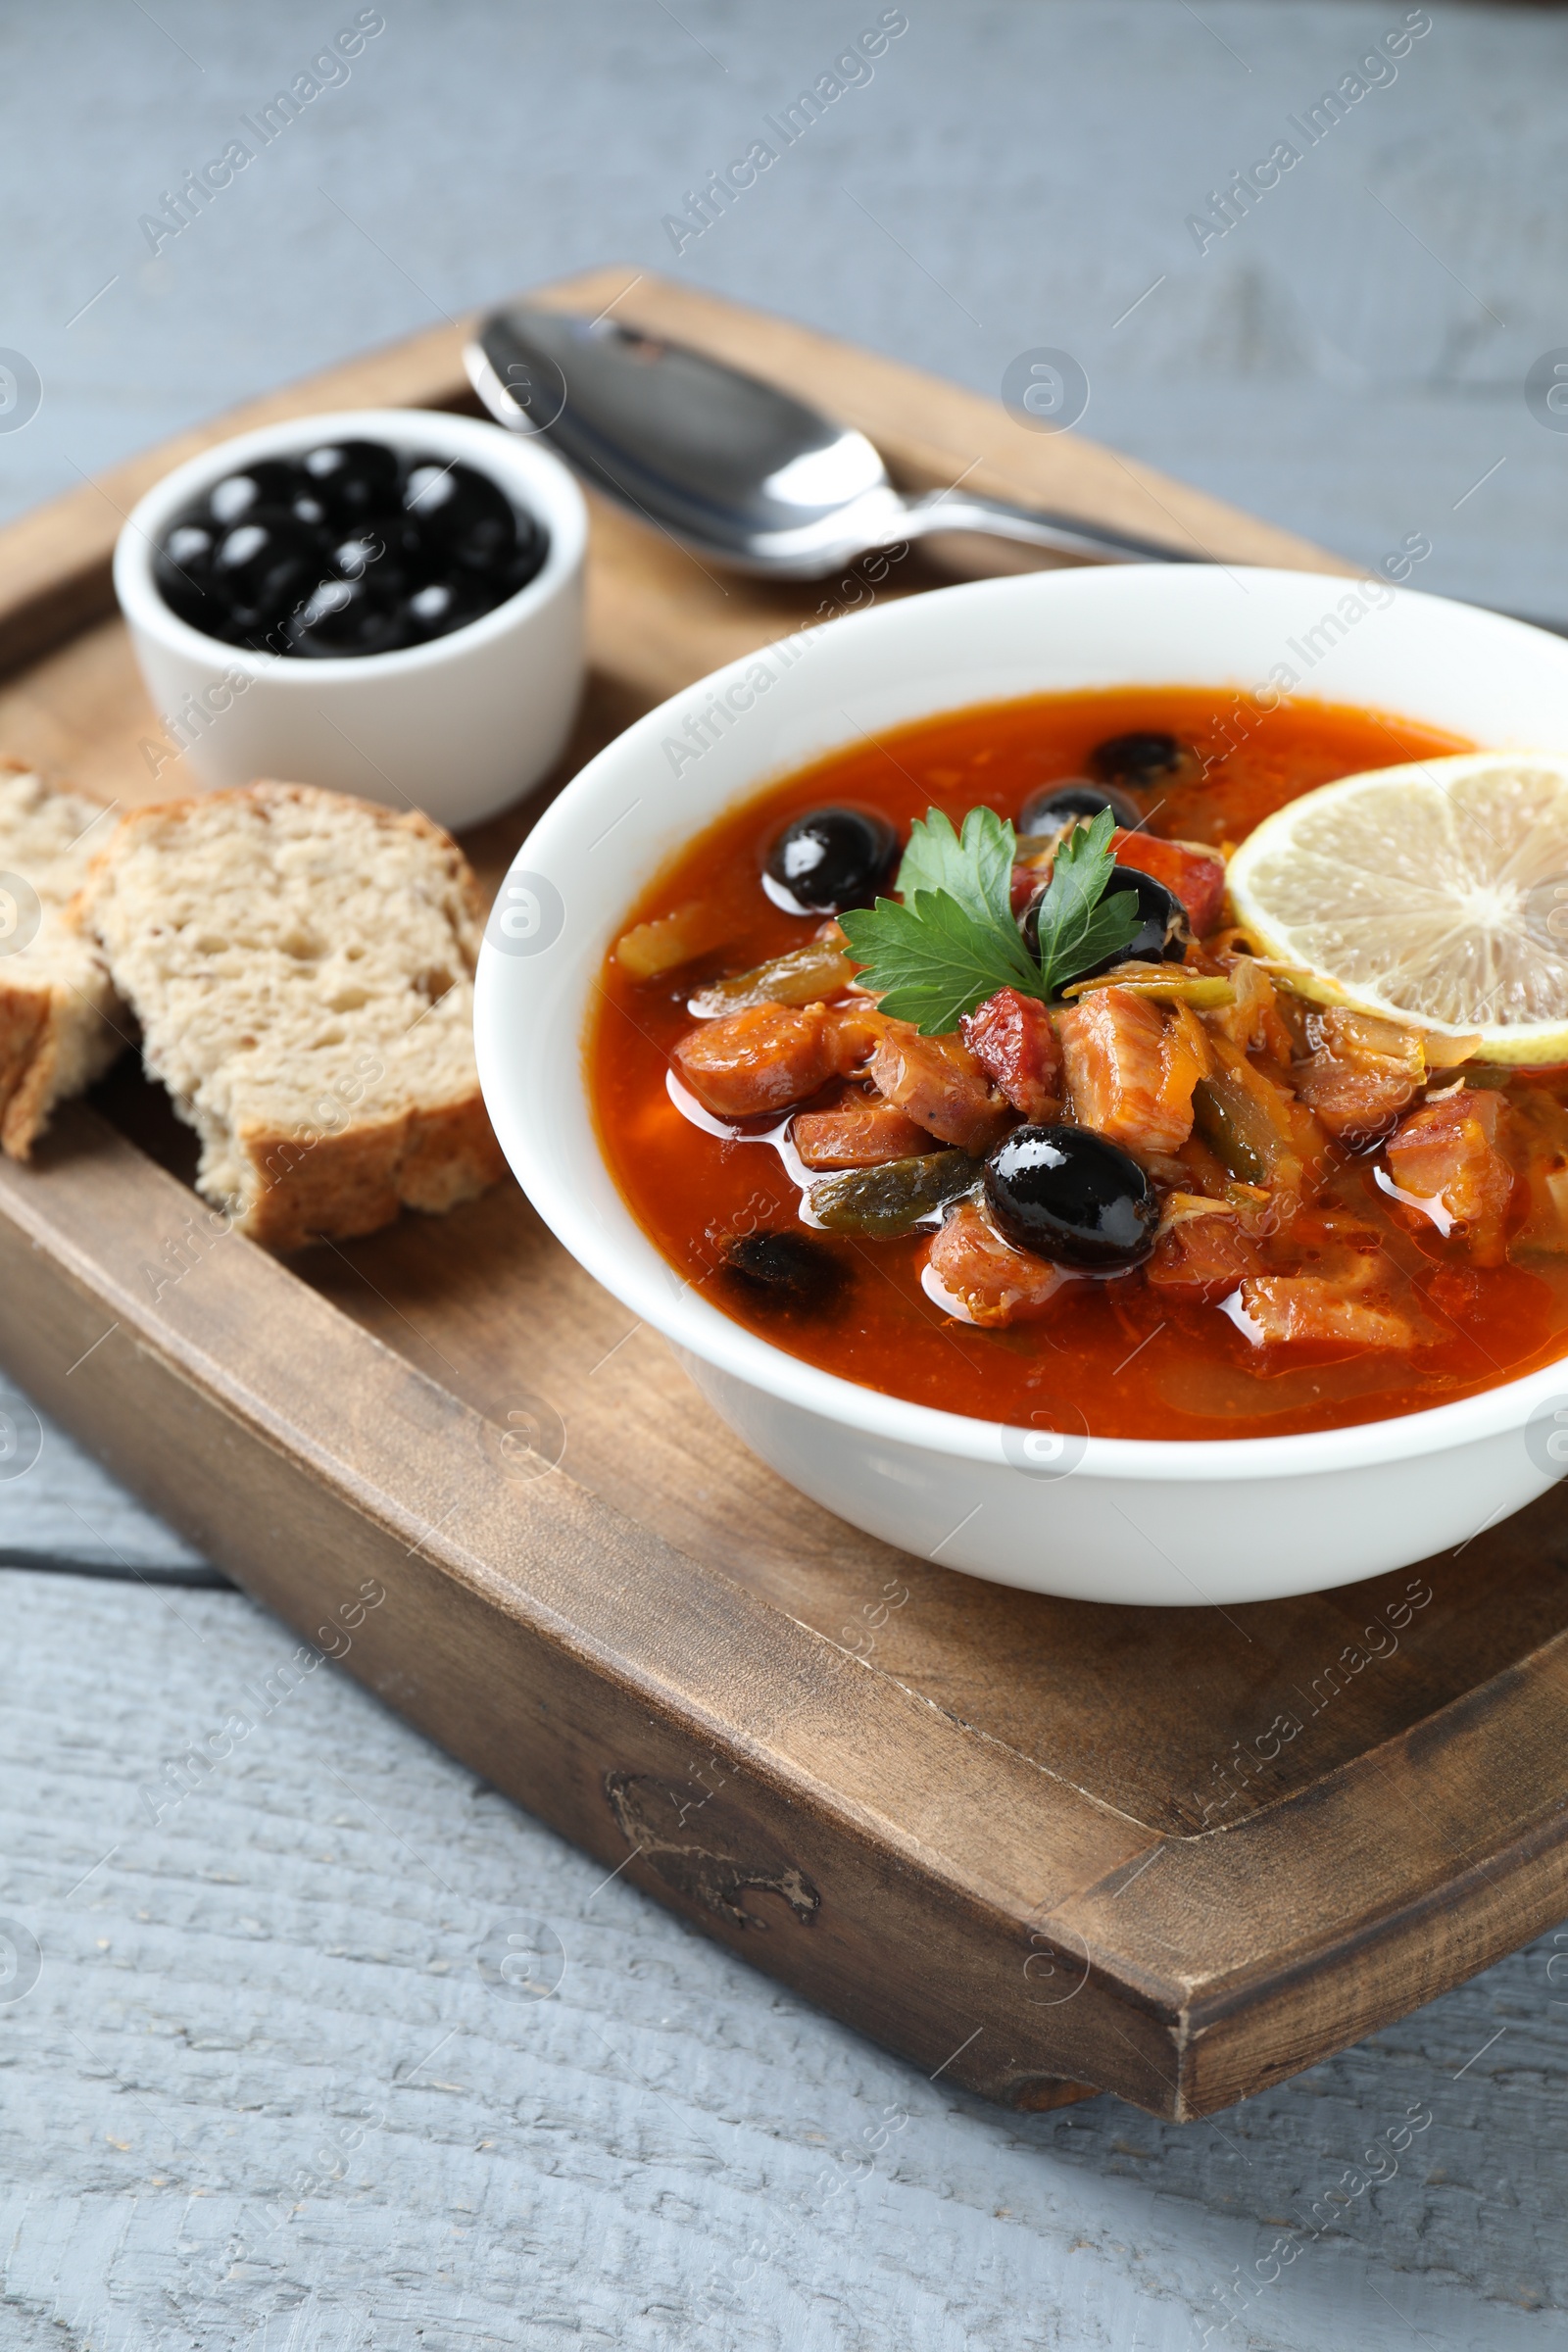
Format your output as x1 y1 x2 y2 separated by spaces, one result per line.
808 1150 978 1237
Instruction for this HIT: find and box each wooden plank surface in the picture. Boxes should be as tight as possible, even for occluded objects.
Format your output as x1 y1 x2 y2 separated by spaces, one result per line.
3 1554 1556 2351
8 3 1568 2340
0 263 1344 698
0 262 1347 822
0 268 1564 2130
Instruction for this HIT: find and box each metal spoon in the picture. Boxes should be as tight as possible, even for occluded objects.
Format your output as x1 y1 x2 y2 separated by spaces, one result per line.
465 302 1200 580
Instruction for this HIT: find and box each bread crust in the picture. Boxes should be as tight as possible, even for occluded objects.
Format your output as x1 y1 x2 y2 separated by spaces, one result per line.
0 763 124 1158
237 1097 507 1250
75 779 505 1248
0 980 53 1157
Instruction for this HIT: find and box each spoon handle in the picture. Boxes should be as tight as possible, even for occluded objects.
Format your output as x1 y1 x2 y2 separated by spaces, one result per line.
900 490 1202 567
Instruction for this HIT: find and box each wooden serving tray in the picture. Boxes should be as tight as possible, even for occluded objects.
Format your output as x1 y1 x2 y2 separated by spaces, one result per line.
4 265 1566 2121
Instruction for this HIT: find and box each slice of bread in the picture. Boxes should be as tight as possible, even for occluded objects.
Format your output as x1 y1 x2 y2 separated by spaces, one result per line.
0 765 124 1158
76 780 506 1249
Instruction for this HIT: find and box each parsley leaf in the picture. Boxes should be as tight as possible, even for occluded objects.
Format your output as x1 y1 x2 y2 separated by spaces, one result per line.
1029 808 1141 997
839 890 1035 1035
838 801 1144 1034
893 806 1018 932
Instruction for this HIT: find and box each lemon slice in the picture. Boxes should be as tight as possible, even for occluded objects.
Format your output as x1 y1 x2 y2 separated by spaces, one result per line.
1226 751 1568 1064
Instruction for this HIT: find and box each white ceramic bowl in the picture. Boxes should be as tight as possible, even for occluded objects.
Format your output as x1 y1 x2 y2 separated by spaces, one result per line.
475 565 1568 1606
114 407 587 830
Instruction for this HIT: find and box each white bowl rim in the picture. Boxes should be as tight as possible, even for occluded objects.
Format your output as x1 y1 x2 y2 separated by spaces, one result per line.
113 406 586 682
474 564 1568 1490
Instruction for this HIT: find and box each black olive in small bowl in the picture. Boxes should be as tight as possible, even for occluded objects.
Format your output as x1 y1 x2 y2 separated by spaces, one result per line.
763 807 899 916
301 439 403 525
984 1125 1156 1270
209 512 320 640
399 578 491 646
207 461 303 529
1017 779 1142 835
329 530 400 587
1022 866 1189 979
402 460 521 579
151 520 226 639
1088 730 1198 789
283 575 405 662
148 443 549 661
116 408 586 827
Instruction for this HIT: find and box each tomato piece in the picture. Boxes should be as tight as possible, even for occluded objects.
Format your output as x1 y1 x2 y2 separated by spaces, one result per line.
958 988 1063 1122
1109 830 1226 936
1009 858 1043 918
1009 829 1225 936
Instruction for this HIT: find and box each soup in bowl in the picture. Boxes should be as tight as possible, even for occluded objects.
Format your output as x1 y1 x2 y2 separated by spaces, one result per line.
474 566 1568 1604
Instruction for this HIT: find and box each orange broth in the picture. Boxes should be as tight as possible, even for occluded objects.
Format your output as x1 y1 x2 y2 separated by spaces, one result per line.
589 688 1568 1440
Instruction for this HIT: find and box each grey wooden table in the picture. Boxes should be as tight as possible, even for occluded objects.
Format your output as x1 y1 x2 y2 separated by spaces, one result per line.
3 4 1567 2344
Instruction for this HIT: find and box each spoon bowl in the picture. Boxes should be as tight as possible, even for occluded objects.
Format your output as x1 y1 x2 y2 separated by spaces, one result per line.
466 303 1200 579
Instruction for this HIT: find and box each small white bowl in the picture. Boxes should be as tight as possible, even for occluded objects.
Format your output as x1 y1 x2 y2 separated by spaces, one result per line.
114 407 587 830
475 565 1568 1606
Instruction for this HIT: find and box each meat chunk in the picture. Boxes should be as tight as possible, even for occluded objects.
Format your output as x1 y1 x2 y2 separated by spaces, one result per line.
1109 830 1227 937
923 1199 1069 1326
1147 1200 1261 1298
1385 1086 1514 1265
958 988 1063 1122
1294 1008 1426 1147
672 1003 840 1119
1231 1273 1412 1351
823 998 888 1071
866 1018 1012 1154
792 1103 939 1168
1058 988 1209 1156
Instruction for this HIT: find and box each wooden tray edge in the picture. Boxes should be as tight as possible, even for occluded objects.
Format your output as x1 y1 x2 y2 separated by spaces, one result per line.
0 259 1350 690
6 1110 1566 2116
